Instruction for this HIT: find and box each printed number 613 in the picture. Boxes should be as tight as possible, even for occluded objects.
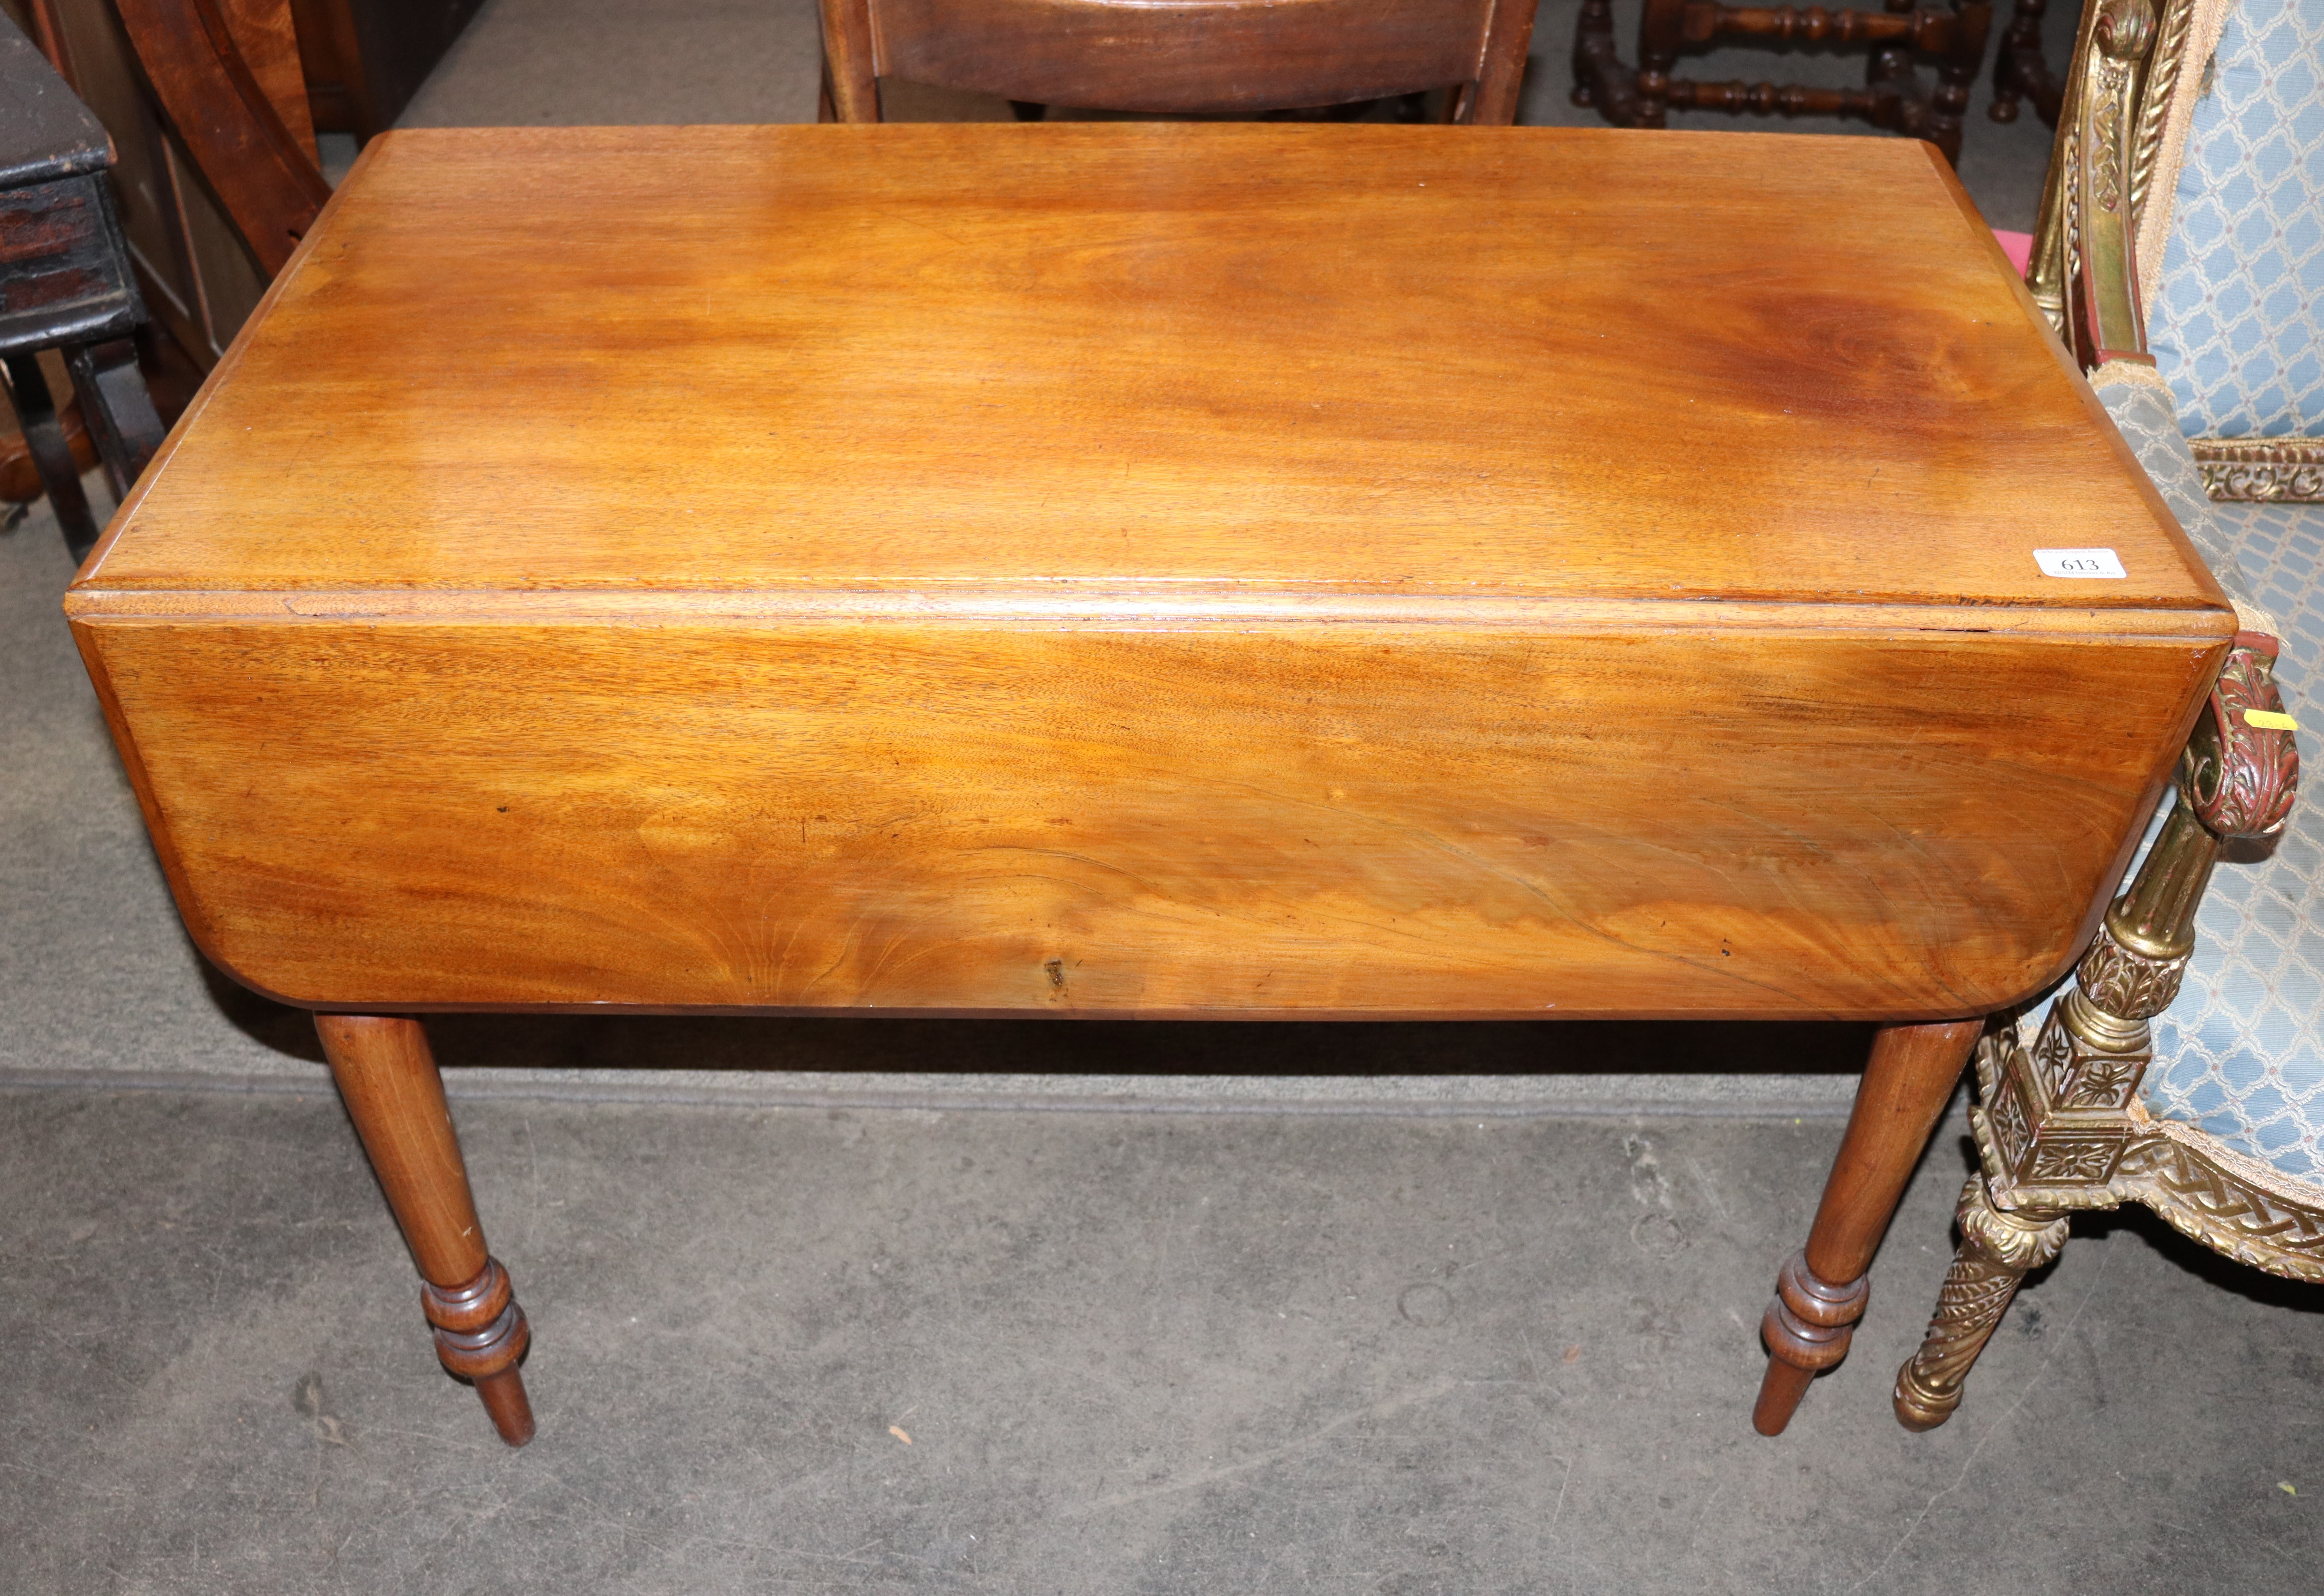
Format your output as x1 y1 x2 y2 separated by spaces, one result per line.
2033 548 2127 579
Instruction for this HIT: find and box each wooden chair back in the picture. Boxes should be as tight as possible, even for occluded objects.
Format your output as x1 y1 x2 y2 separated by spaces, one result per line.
111 0 331 278
819 0 1535 124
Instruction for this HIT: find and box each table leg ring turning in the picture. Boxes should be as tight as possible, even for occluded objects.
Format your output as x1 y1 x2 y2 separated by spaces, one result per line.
1753 1249 1870 1433
422 1257 534 1446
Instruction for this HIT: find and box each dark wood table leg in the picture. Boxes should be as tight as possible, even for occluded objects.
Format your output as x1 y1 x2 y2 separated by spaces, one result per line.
1752 1016 1980 1435
0 351 99 561
315 1014 535 1446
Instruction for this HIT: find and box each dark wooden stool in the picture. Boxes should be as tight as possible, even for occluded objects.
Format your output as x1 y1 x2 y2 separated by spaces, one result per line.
0 17 165 564
1572 0 1996 166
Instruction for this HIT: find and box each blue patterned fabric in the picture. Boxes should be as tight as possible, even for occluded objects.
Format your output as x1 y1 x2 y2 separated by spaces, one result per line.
2096 383 2324 1180
2147 0 2324 440
2096 377 2279 622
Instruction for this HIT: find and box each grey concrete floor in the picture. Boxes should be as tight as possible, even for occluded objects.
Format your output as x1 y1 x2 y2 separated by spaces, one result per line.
5 1085 2321 1592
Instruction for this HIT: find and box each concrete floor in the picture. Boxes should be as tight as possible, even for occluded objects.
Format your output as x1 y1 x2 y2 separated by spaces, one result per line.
5 3 2320 1591
6 1084 2322 1592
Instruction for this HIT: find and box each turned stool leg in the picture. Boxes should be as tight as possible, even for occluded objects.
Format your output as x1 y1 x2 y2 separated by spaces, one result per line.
1636 0 1684 128
1752 1017 1980 1435
1987 0 2046 123
1572 0 1613 106
316 1014 535 1446
1892 1175 2069 1428
0 350 100 561
1926 0 1994 166
63 337 165 502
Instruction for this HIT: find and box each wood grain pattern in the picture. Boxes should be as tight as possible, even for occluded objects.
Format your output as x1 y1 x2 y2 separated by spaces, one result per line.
1804 1017 1983 1280
66 126 2233 1020
315 1013 491 1286
826 0 1533 122
216 0 318 165
78 126 2215 610
78 611 2217 1017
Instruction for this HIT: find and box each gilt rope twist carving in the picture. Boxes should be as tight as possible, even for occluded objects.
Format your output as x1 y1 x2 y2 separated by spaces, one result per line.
2115 1140 2324 1281
2130 0 2195 221
2062 113 2085 302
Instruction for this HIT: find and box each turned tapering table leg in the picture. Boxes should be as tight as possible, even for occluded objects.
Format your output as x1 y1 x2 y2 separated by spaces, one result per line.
1752 1017 1980 1435
316 1014 535 1446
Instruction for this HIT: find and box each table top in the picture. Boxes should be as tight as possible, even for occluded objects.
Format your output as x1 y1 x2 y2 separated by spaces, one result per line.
82 122 2218 625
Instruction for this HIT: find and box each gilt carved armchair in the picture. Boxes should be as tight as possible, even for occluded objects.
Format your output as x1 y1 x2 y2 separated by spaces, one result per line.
1895 0 2324 1428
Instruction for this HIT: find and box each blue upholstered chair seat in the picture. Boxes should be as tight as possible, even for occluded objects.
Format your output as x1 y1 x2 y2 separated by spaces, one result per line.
2096 378 2324 1183
2150 0 2324 442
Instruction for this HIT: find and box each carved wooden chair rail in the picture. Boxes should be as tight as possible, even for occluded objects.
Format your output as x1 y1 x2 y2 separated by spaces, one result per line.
1895 0 2324 1429
1570 0 1995 164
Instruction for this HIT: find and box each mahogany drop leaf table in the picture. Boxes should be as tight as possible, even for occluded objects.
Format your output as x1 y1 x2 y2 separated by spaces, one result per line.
64 124 2231 1445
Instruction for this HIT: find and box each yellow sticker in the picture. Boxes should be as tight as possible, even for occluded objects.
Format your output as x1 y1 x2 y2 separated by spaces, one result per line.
2244 708 2300 732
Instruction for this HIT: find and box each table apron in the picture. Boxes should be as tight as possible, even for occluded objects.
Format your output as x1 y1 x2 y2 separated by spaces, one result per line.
73 613 2222 1019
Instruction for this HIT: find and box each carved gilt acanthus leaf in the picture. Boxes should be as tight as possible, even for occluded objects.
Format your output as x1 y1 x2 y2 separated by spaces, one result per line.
2186 648 2299 841
2074 933 2189 1020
